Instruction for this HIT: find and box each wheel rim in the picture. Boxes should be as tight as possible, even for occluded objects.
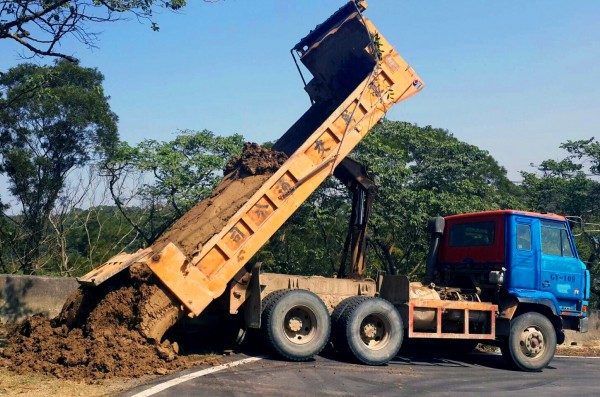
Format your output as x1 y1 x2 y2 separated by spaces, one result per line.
518 325 545 358
359 313 391 350
283 305 317 345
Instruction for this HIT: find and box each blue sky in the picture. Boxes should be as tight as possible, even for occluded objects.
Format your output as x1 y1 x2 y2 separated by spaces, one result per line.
1 0 600 182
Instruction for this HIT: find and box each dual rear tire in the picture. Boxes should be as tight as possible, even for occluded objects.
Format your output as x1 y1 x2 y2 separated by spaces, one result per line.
260 290 403 365
332 296 403 365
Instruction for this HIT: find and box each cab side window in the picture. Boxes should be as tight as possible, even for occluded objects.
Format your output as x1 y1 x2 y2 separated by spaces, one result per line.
541 221 575 257
516 224 531 251
560 229 575 258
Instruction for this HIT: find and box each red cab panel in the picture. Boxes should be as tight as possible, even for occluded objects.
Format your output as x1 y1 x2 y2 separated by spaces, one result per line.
439 212 505 265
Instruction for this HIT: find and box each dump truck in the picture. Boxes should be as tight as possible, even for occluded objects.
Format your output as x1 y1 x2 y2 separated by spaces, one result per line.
78 1 589 371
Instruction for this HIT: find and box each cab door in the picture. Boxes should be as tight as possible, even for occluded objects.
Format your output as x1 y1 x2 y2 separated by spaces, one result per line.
539 220 584 312
509 216 538 290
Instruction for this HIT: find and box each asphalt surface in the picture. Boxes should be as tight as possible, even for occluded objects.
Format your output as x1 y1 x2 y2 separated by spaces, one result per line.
123 352 599 397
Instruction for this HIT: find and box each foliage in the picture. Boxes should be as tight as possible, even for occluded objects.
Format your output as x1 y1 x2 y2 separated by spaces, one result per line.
254 178 350 277
0 203 143 276
521 138 600 308
49 204 144 276
351 121 523 277
0 0 189 61
0 60 117 273
101 129 244 246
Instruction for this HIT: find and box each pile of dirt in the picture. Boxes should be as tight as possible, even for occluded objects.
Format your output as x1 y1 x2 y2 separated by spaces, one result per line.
1 143 286 380
153 143 287 258
1 265 217 380
556 345 600 357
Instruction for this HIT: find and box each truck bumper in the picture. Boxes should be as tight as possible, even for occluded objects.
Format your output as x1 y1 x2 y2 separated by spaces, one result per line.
579 317 589 333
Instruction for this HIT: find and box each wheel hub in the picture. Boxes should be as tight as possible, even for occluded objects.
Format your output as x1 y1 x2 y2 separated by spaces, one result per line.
520 326 544 356
287 316 303 332
359 314 390 350
283 306 317 345
362 323 377 339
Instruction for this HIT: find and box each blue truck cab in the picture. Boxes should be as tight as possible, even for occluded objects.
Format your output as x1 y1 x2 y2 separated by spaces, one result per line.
433 210 590 370
507 212 590 330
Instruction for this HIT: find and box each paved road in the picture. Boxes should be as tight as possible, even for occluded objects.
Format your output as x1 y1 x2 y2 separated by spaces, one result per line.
123 352 599 397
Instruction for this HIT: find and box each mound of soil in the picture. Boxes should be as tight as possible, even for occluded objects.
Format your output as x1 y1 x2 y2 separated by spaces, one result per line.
1 265 212 380
1 143 286 380
556 345 600 357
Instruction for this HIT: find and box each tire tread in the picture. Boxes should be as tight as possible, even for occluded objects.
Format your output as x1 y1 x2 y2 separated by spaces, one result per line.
261 289 330 361
506 312 557 372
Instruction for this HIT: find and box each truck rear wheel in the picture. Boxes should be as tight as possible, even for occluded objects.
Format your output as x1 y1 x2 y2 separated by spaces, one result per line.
502 312 557 371
337 297 403 365
331 296 370 352
261 289 330 361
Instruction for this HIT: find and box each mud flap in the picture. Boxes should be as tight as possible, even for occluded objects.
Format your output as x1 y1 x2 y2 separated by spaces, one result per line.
245 264 262 329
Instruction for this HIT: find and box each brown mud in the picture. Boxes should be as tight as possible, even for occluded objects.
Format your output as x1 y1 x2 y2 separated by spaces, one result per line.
1 143 287 381
1 265 220 380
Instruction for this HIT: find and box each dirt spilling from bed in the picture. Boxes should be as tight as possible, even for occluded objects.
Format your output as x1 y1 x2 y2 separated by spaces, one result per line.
152 142 287 258
1 143 287 380
1 266 200 380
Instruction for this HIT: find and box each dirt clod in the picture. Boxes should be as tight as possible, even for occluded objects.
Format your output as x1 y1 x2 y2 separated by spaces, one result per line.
1 143 286 381
224 142 288 177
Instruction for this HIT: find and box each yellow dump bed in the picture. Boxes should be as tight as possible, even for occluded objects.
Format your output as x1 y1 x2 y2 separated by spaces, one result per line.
79 1 424 317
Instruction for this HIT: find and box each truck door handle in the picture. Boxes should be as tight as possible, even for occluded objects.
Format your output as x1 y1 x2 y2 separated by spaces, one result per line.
542 281 550 287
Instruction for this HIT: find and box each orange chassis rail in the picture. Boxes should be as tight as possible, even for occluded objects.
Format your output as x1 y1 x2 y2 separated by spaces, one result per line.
408 299 498 340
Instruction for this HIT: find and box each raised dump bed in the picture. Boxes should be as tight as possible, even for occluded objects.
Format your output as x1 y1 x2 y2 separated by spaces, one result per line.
79 0 424 319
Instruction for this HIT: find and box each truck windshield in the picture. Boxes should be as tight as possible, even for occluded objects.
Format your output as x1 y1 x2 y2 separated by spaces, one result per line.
449 221 495 247
541 220 575 258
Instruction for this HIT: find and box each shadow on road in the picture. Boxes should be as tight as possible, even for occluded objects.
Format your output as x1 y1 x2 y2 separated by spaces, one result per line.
161 318 562 373
392 351 510 370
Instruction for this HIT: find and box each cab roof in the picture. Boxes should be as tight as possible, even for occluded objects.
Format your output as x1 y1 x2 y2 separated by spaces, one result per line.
444 210 565 222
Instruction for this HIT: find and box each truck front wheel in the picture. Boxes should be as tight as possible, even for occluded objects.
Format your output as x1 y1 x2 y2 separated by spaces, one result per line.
502 312 557 371
261 289 331 361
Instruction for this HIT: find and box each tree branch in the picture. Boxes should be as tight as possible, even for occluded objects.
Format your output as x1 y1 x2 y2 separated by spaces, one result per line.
0 0 71 31
5 30 77 62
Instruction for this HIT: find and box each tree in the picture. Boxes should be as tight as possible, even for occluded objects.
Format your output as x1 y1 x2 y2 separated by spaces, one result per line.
102 130 244 246
0 0 189 62
0 60 118 273
254 178 350 277
521 138 600 308
350 121 523 276
44 167 142 276
257 120 523 279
